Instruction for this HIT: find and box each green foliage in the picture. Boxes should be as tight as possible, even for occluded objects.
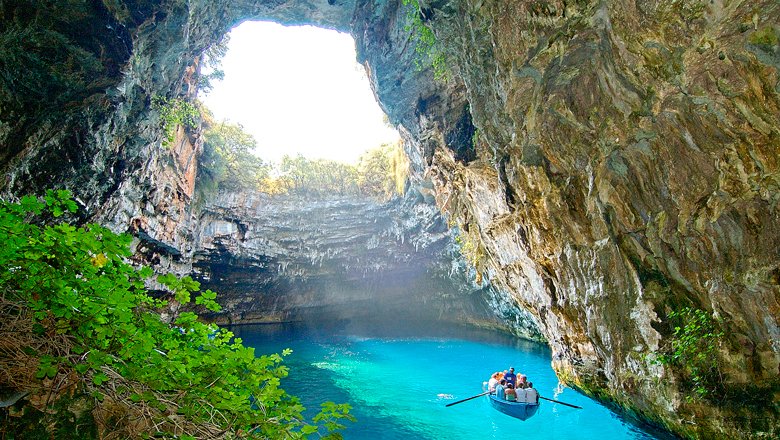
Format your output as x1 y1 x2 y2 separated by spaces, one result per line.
198 35 230 93
152 95 200 147
198 116 271 195
658 307 724 400
0 190 353 438
196 115 408 201
356 143 409 200
279 154 360 197
402 0 449 82
454 222 484 283
749 26 780 50
276 143 408 200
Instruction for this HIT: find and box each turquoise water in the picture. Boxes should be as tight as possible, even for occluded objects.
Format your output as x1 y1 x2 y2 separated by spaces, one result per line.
233 321 660 440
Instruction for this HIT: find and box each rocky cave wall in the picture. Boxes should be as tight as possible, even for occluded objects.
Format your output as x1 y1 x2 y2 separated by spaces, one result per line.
186 189 541 338
353 0 780 435
390 0 780 438
1 0 533 333
1 0 779 438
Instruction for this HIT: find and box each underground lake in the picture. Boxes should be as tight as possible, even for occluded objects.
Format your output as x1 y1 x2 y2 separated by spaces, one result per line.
233 321 663 440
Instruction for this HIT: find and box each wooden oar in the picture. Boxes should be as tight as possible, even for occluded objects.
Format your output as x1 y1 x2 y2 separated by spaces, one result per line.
539 395 582 409
445 391 492 407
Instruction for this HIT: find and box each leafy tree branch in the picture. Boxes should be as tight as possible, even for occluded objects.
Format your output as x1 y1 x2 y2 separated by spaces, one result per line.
0 190 354 438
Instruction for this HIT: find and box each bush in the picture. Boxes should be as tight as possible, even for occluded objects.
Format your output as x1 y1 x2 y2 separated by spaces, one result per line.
356 143 409 201
402 0 449 82
658 306 724 400
0 190 353 438
196 116 408 201
279 154 360 197
152 95 200 147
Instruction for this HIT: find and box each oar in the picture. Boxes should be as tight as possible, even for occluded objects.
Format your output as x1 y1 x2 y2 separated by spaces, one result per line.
539 395 582 409
445 391 492 407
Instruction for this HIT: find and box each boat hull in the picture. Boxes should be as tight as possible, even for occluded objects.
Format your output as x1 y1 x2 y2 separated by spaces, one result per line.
487 394 540 421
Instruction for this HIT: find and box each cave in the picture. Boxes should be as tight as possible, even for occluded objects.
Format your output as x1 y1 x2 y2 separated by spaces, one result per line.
1 1 779 439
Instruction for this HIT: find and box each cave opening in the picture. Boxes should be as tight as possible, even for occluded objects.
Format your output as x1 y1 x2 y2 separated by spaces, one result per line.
192 20 412 215
199 20 400 164
189 20 507 334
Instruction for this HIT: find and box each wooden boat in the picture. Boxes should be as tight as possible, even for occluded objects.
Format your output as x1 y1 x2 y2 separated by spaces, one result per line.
487 394 540 421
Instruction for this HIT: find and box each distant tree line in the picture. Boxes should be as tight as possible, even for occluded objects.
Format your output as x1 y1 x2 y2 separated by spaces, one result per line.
196 112 409 201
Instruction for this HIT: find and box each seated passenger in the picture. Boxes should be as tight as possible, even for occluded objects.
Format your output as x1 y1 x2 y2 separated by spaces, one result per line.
525 382 539 404
515 385 528 403
487 372 500 392
517 374 528 389
504 383 517 401
496 379 507 400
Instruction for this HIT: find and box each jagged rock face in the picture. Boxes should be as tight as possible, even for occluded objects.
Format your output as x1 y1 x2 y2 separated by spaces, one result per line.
357 1 780 434
186 190 540 337
1 0 779 438
393 1 780 438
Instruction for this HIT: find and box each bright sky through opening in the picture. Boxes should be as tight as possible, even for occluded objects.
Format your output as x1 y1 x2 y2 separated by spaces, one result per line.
200 21 400 164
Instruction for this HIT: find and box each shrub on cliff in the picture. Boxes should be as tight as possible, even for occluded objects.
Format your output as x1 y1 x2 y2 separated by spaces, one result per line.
658 306 724 400
0 190 353 438
402 0 449 82
152 95 200 147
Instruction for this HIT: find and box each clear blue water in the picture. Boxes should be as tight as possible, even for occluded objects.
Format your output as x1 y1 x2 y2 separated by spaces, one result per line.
232 321 660 440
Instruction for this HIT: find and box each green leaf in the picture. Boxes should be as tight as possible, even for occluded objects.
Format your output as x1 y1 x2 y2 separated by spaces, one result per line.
157 273 177 286
301 425 318 435
138 266 154 278
36 357 58 379
20 195 44 214
93 372 109 386
0 191 352 438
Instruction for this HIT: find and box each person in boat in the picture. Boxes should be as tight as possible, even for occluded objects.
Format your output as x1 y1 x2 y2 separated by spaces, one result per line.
503 367 517 388
515 383 528 403
517 373 528 389
504 382 518 401
525 382 539 404
496 379 507 400
488 372 501 392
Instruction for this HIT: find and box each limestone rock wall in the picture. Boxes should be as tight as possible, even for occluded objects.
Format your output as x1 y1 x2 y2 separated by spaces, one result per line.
381 0 779 437
1 0 779 438
186 189 536 336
